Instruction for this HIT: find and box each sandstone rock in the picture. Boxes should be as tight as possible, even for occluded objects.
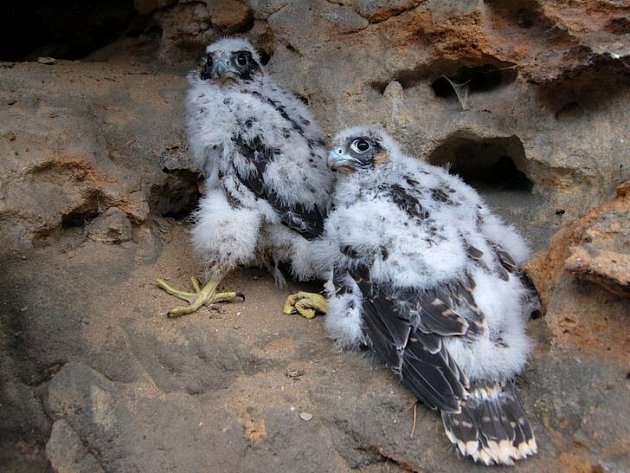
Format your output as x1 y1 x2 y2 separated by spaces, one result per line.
524 180 630 370
206 0 254 33
248 0 291 20
86 207 133 243
566 244 630 298
0 61 187 251
149 144 201 218
268 0 368 55
563 181 630 297
125 191 151 224
526 181 630 307
343 0 424 23
154 2 213 63
46 419 106 473
150 169 201 219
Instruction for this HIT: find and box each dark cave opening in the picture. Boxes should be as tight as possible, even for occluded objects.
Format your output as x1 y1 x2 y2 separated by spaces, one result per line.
451 154 533 192
150 169 201 220
61 206 100 230
0 0 139 61
59 191 105 230
428 135 533 192
431 64 517 99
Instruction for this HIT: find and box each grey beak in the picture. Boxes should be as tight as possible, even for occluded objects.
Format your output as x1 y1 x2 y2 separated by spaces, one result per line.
213 58 229 77
327 148 358 170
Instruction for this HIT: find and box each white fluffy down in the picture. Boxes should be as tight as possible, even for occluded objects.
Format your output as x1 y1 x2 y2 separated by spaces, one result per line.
324 126 534 383
324 276 365 350
479 210 531 264
191 190 261 268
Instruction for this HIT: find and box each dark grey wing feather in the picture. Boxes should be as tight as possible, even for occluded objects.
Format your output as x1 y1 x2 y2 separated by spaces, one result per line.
230 133 326 239
348 264 470 412
386 183 429 220
274 201 325 239
403 334 467 410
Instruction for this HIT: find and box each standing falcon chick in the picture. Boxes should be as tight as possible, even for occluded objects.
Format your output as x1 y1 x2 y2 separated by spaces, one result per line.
323 126 540 465
157 38 333 317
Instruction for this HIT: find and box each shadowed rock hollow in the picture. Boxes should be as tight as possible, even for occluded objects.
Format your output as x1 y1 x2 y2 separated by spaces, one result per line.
0 1 628 472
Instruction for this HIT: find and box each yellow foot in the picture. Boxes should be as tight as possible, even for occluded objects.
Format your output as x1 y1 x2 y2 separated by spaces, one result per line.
156 276 244 318
283 291 328 319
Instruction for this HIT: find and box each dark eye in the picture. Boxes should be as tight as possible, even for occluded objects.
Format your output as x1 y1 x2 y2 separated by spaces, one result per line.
236 53 248 67
351 139 371 153
200 54 214 79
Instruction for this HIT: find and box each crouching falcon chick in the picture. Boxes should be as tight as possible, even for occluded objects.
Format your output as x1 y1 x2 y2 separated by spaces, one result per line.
157 37 333 317
323 126 540 465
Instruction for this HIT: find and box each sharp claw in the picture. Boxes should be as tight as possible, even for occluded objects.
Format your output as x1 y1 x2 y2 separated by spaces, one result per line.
235 292 246 302
167 307 194 318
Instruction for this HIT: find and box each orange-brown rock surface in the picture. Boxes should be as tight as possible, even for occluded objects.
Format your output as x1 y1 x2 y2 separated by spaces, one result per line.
526 180 630 367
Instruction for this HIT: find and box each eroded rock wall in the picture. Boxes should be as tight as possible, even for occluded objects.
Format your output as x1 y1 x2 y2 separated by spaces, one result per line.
1 0 628 252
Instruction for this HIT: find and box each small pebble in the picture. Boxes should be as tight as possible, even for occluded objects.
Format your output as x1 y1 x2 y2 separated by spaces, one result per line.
286 368 304 379
38 57 56 65
299 412 313 421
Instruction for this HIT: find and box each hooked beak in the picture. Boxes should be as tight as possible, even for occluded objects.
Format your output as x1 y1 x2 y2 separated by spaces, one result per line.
201 57 237 84
327 148 359 172
213 58 230 77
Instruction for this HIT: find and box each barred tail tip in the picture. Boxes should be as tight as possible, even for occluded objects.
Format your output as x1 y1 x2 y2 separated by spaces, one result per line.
444 430 537 466
441 383 537 466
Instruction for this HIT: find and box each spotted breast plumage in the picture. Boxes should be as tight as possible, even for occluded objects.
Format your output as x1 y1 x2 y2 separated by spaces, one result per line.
322 126 541 465
157 37 333 317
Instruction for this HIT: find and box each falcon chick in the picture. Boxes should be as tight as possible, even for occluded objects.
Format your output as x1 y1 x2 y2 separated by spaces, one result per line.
323 126 540 465
157 38 332 317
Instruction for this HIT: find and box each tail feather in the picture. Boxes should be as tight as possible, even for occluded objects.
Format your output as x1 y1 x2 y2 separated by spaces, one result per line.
441 383 537 466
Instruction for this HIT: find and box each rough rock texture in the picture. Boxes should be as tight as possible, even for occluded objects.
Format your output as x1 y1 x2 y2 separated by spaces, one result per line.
563 181 630 298
0 1 629 472
525 180 630 367
521 181 630 472
0 61 188 251
86 207 134 243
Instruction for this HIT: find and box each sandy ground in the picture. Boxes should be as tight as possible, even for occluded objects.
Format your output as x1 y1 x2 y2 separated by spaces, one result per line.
1 217 628 473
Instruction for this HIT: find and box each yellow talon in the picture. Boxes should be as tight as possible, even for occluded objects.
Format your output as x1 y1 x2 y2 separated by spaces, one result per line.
156 276 244 318
283 291 328 319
